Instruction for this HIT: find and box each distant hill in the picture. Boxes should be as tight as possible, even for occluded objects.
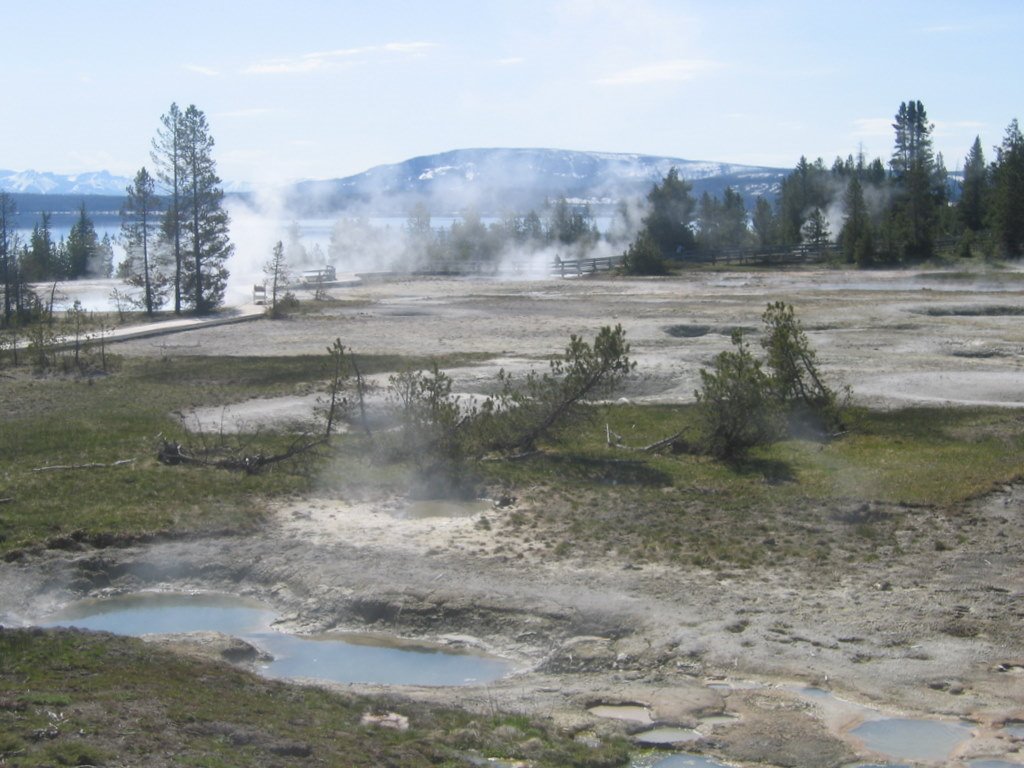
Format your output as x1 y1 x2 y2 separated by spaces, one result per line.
285 148 788 216
2 148 790 220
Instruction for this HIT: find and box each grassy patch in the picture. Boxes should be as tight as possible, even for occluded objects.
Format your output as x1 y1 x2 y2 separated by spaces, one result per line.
915 305 1024 317
2 350 1021 567
0 353 487 554
0 628 629 767
476 403 1024 567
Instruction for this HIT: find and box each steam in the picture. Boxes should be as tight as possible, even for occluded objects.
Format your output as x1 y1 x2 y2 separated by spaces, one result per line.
223 182 647 301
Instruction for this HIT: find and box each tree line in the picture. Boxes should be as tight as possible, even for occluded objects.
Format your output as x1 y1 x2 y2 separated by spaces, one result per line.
0 102 232 328
0 198 118 324
624 101 1024 273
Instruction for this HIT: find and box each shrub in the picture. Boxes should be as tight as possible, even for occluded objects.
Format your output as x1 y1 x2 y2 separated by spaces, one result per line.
695 330 783 459
476 324 635 453
621 230 668 276
760 301 846 434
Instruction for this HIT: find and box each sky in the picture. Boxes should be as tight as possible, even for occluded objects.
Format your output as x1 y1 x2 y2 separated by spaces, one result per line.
3 0 1022 186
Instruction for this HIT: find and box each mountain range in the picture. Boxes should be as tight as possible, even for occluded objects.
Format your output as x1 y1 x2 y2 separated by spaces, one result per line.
2 148 790 215
0 168 132 196
286 148 787 215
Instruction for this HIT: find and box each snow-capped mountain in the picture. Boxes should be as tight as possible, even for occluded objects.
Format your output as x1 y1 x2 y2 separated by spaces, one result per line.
2 148 788 215
286 148 787 215
0 169 133 195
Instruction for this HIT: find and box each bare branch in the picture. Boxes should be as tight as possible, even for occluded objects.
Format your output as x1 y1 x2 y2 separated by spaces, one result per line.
32 459 136 473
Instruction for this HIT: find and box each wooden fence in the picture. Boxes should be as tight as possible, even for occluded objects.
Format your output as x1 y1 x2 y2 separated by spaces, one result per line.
551 255 624 276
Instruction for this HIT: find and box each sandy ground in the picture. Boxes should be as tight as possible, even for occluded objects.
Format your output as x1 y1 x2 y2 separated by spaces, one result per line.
5 267 1024 767
117 268 1024 412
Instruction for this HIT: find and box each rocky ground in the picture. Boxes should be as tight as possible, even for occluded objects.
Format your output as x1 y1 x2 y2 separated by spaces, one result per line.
4 267 1024 766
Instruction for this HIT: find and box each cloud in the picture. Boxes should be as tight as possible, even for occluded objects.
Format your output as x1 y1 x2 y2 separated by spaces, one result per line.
494 57 525 67
185 64 220 77
243 42 437 75
595 58 718 86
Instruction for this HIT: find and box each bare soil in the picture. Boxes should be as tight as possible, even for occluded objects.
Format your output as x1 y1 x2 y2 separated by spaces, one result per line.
4 267 1024 767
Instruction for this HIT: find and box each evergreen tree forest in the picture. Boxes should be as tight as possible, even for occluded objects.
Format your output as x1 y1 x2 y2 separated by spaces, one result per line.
625 101 1024 273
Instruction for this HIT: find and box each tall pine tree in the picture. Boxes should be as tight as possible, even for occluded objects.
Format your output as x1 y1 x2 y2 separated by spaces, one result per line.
65 202 99 278
22 212 57 281
959 136 988 232
840 176 873 266
643 167 696 259
152 103 186 314
0 192 17 324
887 100 941 260
991 119 1024 257
121 167 163 315
179 104 233 313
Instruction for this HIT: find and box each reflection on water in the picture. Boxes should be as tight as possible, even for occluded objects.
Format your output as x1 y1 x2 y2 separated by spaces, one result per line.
42 592 511 686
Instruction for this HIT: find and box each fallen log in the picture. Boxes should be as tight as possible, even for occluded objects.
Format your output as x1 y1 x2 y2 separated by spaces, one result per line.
157 438 325 475
32 459 135 472
606 424 685 453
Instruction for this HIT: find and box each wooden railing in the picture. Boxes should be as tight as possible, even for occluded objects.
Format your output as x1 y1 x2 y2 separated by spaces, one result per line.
551 255 624 276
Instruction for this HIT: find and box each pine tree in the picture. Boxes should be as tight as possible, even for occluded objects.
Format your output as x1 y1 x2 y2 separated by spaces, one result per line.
801 208 831 250
889 100 940 260
179 105 233 313
696 192 721 251
840 176 873 266
991 119 1024 257
65 203 99 278
752 196 777 247
777 156 830 245
643 167 696 259
891 100 934 178
263 240 292 317
621 229 667 275
959 136 988 232
22 212 57 281
97 234 114 278
121 167 162 315
152 103 186 314
0 192 17 324
720 187 749 248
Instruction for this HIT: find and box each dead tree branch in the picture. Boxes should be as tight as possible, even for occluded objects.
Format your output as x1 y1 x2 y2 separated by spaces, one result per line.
606 424 684 453
157 437 325 475
32 459 136 473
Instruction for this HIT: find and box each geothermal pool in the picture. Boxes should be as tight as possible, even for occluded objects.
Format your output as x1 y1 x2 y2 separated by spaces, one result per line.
41 591 512 686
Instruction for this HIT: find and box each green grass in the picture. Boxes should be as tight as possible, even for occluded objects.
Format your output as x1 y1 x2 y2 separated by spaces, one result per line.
2 352 1022 567
0 628 629 767
476 402 1024 567
0 353 485 554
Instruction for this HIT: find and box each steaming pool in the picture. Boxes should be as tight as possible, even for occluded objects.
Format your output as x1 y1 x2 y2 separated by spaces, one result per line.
41 591 512 686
